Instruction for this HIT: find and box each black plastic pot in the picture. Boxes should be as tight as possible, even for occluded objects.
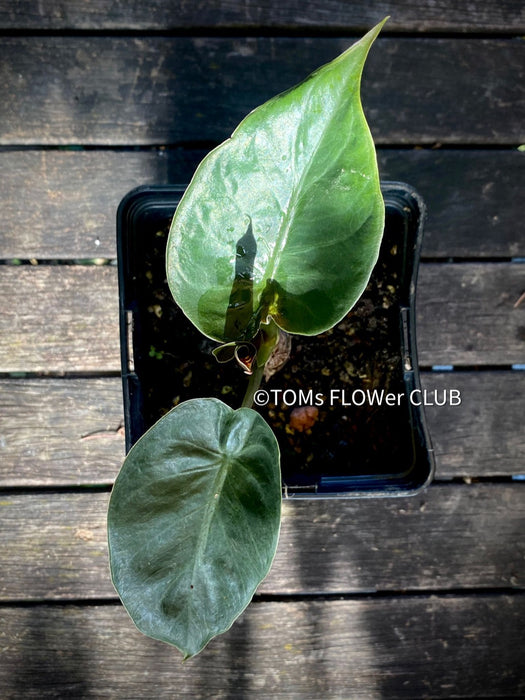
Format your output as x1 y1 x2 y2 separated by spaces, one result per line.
117 182 434 498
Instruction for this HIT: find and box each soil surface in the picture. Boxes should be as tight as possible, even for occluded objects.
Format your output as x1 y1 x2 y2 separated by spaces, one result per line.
127 205 416 491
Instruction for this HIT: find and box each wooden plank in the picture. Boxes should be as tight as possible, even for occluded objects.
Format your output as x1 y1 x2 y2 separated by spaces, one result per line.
1 595 524 698
0 265 120 373
379 148 525 259
1 484 523 600
0 149 206 261
0 371 523 486
422 371 525 477
1 37 523 145
0 378 124 486
417 262 525 366
0 0 523 32
1 262 522 373
1 149 523 260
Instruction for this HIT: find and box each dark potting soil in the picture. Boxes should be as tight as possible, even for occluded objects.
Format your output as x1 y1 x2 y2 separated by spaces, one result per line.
129 206 415 490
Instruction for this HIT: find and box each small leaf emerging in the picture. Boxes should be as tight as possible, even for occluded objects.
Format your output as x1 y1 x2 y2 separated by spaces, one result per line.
167 19 387 343
108 398 281 658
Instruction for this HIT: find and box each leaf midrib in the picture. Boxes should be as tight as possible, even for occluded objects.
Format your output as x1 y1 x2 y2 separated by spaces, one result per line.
191 453 230 577
263 77 356 305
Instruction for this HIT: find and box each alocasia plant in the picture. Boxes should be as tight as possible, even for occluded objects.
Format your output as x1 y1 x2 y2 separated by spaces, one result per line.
108 18 387 658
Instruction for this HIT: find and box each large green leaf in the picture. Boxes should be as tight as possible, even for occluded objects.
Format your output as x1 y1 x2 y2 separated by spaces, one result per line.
167 19 386 343
107 398 281 658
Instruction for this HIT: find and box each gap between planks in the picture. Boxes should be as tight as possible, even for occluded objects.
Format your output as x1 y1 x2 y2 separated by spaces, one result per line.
1 371 524 485
0 36 523 145
0 595 524 698
0 149 523 260
0 0 524 32
0 262 524 373
0 483 523 601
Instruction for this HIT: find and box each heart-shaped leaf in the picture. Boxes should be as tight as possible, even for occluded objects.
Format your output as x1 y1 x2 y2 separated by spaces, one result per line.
167 19 386 343
107 398 281 658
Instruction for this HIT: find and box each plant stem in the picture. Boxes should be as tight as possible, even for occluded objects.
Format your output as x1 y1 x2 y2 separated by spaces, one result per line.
241 364 265 408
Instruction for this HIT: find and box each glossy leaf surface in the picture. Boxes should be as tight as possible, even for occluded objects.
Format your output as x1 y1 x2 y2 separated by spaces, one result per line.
167 19 386 343
108 398 281 658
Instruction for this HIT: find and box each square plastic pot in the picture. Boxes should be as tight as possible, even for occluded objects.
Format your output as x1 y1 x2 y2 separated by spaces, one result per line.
117 181 435 498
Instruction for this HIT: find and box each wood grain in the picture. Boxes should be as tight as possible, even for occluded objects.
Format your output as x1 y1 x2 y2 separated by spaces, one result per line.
1 595 524 698
1 484 523 600
1 263 523 373
1 4 522 694
0 378 124 486
417 263 525 366
379 148 525 259
423 371 525 476
0 0 523 32
1 149 523 260
0 372 523 486
0 149 207 261
1 37 523 145
0 265 120 373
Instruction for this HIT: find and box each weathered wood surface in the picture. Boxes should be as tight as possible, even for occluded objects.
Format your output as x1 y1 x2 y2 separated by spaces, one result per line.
379 148 525 259
1 595 524 699
0 266 120 373
1 263 522 373
1 484 523 600
1 3 523 696
416 263 525 366
1 37 523 145
426 372 525 477
0 149 206 261
1 149 523 260
0 372 524 486
0 378 124 486
0 0 523 32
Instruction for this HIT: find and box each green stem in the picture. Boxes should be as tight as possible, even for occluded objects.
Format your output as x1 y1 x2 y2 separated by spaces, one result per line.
241 364 265 408
240 318 279 408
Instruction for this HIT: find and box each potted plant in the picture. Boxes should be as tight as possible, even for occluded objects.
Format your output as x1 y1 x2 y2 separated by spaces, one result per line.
108 18 434 659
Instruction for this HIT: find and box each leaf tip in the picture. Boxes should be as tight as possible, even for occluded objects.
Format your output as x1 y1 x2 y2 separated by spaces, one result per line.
367 16 389 41
338 16 388 68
